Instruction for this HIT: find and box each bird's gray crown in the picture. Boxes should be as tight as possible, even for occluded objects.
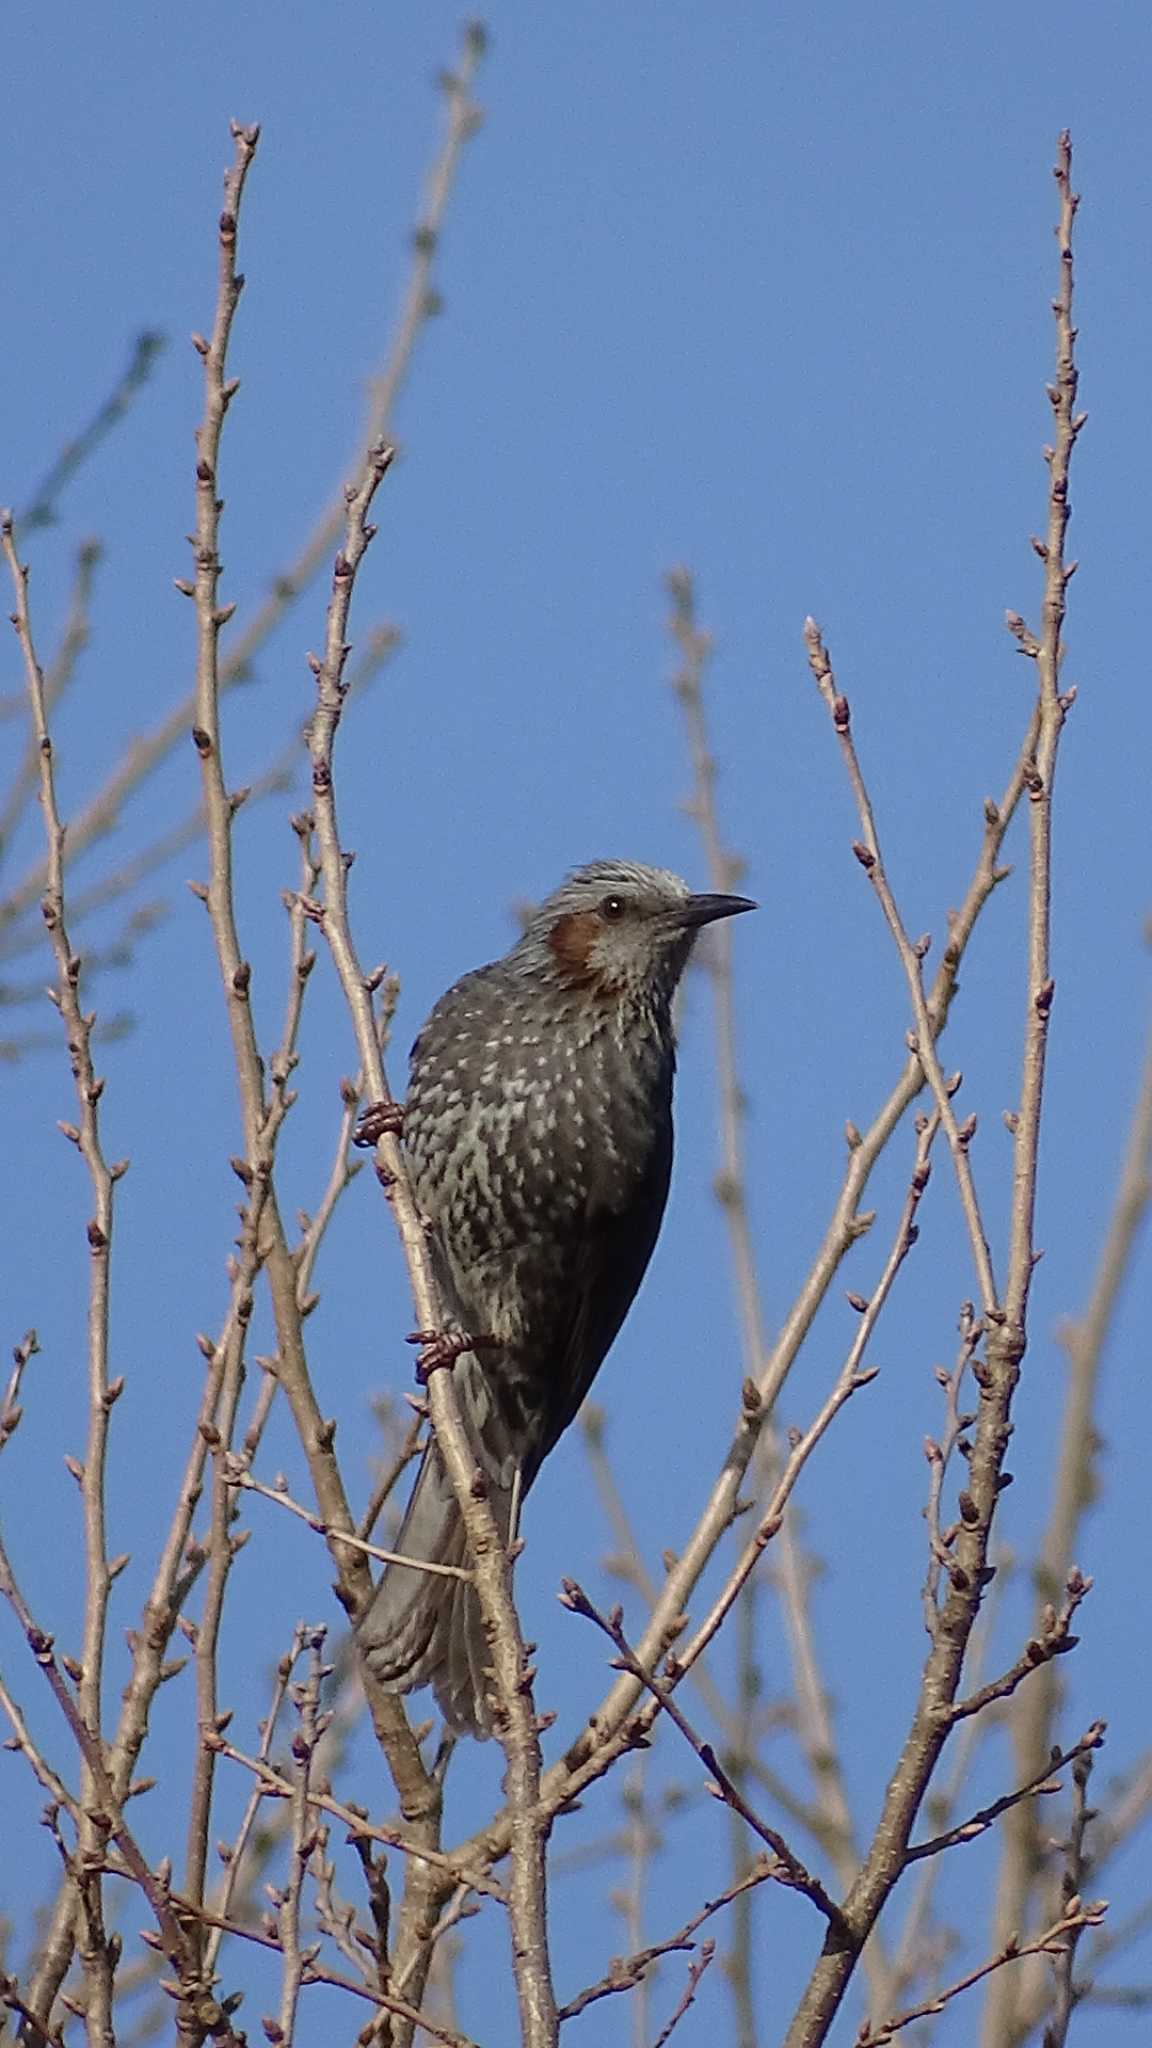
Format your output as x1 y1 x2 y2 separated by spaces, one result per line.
527 859 692 932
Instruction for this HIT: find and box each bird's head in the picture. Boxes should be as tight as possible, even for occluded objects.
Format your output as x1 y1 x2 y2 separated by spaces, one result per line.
509 859 756 1008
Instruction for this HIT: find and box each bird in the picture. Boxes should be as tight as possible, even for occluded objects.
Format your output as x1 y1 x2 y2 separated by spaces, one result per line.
356 858 755 1734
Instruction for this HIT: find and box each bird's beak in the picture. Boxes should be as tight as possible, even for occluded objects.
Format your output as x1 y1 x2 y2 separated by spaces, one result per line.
678 892 758 929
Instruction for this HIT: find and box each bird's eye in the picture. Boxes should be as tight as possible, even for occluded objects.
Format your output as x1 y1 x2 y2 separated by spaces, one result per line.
600 894 627 921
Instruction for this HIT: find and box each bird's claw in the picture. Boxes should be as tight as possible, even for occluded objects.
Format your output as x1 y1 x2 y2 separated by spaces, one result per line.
406 1328 498 1384
354 1099 404 1148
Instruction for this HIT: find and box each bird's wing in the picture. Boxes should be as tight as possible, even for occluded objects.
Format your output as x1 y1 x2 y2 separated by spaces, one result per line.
529 1125 673 1483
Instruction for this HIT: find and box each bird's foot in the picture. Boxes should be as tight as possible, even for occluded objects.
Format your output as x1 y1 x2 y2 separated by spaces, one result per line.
354 1099 404 1148
406 1328 499 1383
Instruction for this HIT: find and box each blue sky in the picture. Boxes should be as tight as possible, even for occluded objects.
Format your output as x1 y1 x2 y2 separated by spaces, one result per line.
3 5 1150 2043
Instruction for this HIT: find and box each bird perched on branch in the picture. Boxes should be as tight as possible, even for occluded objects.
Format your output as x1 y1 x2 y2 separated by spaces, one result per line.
357 858 755 1734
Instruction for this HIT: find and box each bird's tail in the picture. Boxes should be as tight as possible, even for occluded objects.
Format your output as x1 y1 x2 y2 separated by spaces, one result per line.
357 1439 513 1738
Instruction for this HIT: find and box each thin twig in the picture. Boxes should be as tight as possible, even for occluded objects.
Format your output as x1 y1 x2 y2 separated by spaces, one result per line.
856 1904 1105 2047
611 1759 659 2048
669 568 890 2013
784 133 1084 2048
183 130 444 2021
311 1819 378 1990
180 124 276 1961
225 1461 472 1580
0 1328 38 1455
949 1568 1092 1724
0 538 101 868
558 1856 776 2023
921 1312 982 1633
359 1407 427 1544
277 1629 328 2042
165 1898 479 2048
0 1668 81 1821
208 1738 506 1903
2 508 123 2043
0 1972 67 2048
203 1625 309 1974
663 1109 939 1685
906 1724 1105 1865
561 1585 843 1928
0 1533 244 2043
649 1942 716 2048
988 1010 1152 2039
1043 1746 1098 2047
0 30 482 941
302 419 558 2040
581 1409 821 1843
805 618 1000 1317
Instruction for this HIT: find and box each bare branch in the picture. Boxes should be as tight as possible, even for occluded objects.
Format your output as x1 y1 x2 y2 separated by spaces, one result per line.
225 1460 472 1580
561 1583 844 1929
0 538 101 870
1044 1745 1099 2047
649 1941 717 2047
273 1628 327 2043
949 1568 1092 1723
203 1625 308 1975
666 1108 938 1683
668 566 871 1935
988 1007 1152 2033
804 617 999 1317
0 1666 81 1822
207 1739 505 1903
0 1969 67 2048
557 1855 775 2023
302 419 557 2036
905 1723 1105 1865
165 1895 480 2048
187 146 447 2048
0 29 482 939
2 508 123 2042
783 137 1084 2047
0 1532 245 2043
856 1904 1106 2047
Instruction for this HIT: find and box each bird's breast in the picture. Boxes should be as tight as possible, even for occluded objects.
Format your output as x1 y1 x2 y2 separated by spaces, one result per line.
404 982 673 1262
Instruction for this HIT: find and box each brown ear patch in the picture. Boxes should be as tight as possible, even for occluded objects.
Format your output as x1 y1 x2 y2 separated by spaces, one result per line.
547 909 603 987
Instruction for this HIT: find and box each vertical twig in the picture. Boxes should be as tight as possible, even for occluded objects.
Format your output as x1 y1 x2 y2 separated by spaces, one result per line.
668 569 887 2011
804 621 1000 1318
0 538 101 868
1042 1747 1096 2048
203 1626 310 1975
783 133 1084 2048
183 125 443 2047
2 512 124 2044
302 441 558 2043
273 1628 329 2044
986 1015 1152 2039
180 122 268 1954
980 130 1086 2048
722 1577 759 2048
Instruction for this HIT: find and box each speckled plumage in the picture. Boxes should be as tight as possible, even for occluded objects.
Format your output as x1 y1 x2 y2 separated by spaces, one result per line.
357 859 755 1733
